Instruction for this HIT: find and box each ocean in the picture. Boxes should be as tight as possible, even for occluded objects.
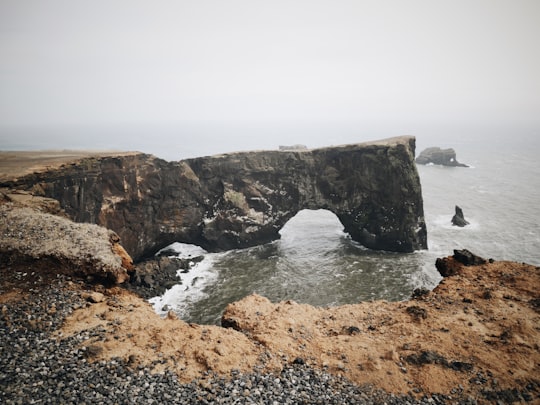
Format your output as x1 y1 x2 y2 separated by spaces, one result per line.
149 132 540 325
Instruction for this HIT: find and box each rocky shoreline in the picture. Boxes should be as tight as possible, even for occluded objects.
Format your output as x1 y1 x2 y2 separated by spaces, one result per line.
2 252 538 404
0 277 484 404
1 151 539 404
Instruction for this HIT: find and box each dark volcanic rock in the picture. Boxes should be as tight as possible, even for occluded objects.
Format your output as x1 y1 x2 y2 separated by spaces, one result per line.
405 351 473 372
435 257 462 277
453 249 486 266
2 136 427 260
128 255 203 298
436 249 487 277
416 147 468 167
451 205 469 227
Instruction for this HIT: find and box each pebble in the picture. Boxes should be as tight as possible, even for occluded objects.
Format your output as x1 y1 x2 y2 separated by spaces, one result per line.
0 278 534 404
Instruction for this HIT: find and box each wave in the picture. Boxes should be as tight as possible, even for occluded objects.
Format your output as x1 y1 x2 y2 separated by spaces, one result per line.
149 244 220 318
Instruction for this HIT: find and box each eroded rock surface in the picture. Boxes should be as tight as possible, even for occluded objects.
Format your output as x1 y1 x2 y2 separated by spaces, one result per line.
0 203 131 284
1 136 427 260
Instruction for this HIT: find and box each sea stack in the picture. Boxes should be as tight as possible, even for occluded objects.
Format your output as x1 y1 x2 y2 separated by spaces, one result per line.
451 205 469 227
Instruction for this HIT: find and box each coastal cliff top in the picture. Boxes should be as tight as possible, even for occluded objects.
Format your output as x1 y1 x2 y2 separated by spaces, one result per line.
0 150 140 182
55 257 539 397
0 200 132 285
206 135 415 159
0 136 415 182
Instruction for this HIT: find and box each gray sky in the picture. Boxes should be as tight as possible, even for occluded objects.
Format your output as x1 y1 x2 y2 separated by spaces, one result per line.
1 0 539 155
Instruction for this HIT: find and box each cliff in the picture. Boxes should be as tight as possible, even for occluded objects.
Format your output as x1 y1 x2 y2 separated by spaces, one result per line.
1 136 427 261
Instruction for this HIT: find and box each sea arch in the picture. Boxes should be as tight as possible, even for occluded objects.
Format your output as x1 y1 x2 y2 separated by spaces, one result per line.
277 209 348 252
7 136 427 260
190 136 427 255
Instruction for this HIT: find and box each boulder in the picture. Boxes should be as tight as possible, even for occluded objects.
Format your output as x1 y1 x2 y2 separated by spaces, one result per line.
451 205 469 227
453 249 486 266
0 204 131 284
416 147 468 167
435 249 487 277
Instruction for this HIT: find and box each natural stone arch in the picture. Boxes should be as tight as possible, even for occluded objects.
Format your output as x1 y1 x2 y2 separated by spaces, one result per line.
277 209 346 242
7 136 427 260
189 136 427 254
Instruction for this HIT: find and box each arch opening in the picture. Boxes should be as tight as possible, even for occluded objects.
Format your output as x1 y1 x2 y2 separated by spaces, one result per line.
153 208 437 325
278 209 349 255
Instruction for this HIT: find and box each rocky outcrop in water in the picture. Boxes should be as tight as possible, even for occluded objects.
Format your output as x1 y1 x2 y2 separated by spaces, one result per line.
451 205 469 227
1 136 427 260
128 255 203 298
416 147 468 167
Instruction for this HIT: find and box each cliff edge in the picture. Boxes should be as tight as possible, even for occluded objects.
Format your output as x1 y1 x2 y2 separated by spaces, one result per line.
0 191 132 285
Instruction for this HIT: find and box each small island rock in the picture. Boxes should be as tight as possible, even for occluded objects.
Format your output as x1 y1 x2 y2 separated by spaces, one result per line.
416 147 468 167
451 205 470 227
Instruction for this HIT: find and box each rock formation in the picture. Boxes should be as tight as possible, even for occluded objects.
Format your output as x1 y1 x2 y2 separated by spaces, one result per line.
416 147 468 167
435 249 487 277
1 136 427 261
451 205 469 227
128 255 204 298
1 191 538 401
0 201 131 284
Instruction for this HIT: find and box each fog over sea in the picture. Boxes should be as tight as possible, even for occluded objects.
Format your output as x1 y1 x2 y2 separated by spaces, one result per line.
2 125 539 325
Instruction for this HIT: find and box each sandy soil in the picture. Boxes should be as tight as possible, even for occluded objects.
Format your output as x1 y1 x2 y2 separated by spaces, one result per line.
54 258 540 400
0 150 139 182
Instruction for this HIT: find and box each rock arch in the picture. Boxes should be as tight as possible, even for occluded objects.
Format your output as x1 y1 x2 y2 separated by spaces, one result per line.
193 136 426 254
5 136 427 260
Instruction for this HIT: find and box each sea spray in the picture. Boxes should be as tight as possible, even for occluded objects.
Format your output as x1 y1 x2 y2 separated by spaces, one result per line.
149 243 220 318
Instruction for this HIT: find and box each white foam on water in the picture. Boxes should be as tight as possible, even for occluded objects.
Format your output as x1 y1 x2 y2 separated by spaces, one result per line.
156 242 207 258
149 243 220 319
431 215 480 231
415 261 443 290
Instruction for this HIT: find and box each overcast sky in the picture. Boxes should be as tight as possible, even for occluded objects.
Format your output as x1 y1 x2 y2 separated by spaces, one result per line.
1 0 539 155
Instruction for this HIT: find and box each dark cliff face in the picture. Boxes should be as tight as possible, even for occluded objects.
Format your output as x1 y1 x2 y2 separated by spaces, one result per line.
3 136 427 260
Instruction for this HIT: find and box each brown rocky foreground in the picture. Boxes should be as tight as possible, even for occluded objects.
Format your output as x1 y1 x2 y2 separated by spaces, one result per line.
2 234 538 402
54 257 540 399
1 151 539 403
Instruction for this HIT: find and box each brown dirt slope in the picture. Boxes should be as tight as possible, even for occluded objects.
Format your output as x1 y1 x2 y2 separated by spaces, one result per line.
56 258 540 400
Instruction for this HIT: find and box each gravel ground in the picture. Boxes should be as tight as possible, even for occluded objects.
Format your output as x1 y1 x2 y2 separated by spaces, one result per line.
0 278 486 404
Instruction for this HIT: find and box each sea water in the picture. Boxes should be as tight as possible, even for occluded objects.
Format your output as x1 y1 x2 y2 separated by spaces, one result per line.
150 135 540 325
